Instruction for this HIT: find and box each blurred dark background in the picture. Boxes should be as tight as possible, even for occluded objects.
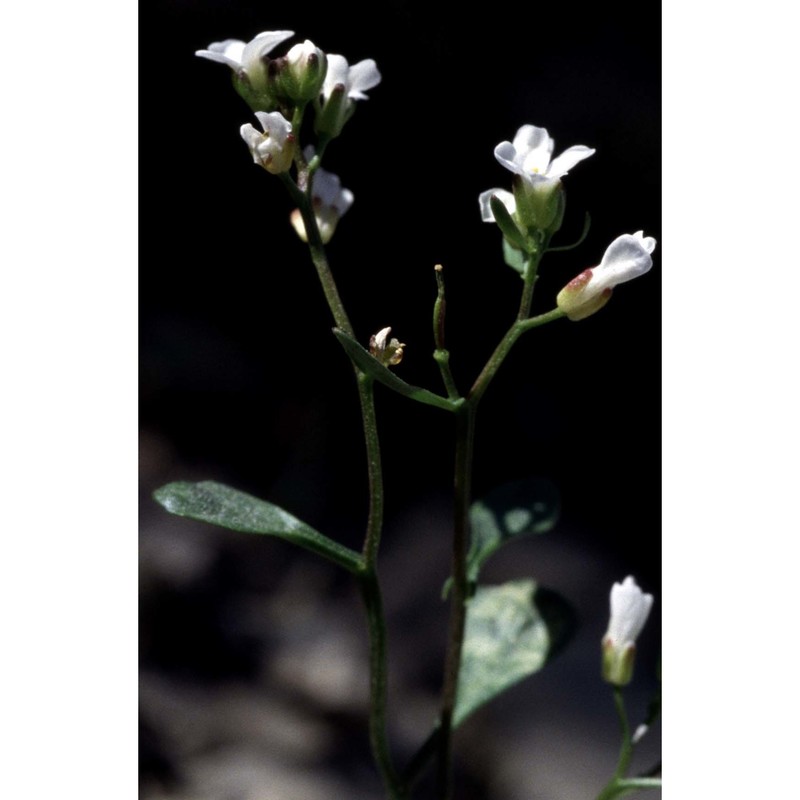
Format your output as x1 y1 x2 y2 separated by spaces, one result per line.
140 2 661 798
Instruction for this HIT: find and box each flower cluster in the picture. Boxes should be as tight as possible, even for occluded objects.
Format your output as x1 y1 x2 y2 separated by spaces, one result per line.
480 124 656 319
196 30 381 243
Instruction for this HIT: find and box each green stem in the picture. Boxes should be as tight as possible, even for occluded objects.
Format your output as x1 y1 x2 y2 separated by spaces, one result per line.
286 176 400 798
359 567 405 799
437 404 476 800
433 265 461 401
359 374 384 567
517 243 547 321
280 174 354 335
595 688 640 800
612 687 633 779
434 246 564 797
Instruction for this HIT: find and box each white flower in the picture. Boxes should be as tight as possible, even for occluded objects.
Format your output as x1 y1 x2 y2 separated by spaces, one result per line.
557 231 657 321
478 189 516 223
240 111 295 174
602 576 653 686
290 150 354 243
195 30 295 75
494 124 595 186
322 54 381 102
316 54 381 138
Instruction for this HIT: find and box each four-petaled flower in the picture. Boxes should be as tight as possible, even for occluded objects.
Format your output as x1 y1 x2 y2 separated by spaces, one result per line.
557 231 656 321
290 149 354 243
316 54 381 137
495 124 595 186
195 30 295 76
240 111 295 174
602 576 653 686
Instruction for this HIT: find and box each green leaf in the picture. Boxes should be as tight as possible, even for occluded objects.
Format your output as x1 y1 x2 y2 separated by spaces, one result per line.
467 477 560 584
153 481 363 573
333 328 458 412
502 239 527 275
454 579 575 726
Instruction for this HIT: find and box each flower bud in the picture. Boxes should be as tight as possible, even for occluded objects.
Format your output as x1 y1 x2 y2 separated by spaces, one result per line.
557 231 656 321
601 576 653 687
275 40 328 103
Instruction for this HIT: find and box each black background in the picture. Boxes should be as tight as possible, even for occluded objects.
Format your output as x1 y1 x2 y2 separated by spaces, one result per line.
140 1 660 796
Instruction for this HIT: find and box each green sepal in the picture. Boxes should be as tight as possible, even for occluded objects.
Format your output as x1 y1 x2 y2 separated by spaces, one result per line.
232 68 276 113
314 83 350 139
490 195 529 252
153 480 364 574
502 239 527 275
333 328 458 412
454 579 575 726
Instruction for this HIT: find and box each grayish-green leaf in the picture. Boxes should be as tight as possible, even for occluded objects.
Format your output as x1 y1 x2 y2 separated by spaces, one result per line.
333 328 458 412
154 481 363 573
467 477 560 584
454 579 575 726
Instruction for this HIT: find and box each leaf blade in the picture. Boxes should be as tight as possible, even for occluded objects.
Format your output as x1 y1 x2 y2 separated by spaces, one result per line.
454 579 575 726
153 480 363 573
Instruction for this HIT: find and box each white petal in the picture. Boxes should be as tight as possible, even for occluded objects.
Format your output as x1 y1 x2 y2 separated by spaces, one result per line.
494 141 526 177
334 188 354 216
632 230 657 254
195 39 246 69
240 123 263 161
241 30 295 71
323 54 350 97
595 233 655 289
514 125 554 175
512 125 552 159
311 168 342 207
478 189 515 222
253 111 292 143
607 576 653 646
287 39 319 65
547 145 595 178
347 59 382 99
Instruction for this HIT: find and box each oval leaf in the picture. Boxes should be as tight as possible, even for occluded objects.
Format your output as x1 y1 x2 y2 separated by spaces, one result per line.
454 579 575 726
154 480 363 573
